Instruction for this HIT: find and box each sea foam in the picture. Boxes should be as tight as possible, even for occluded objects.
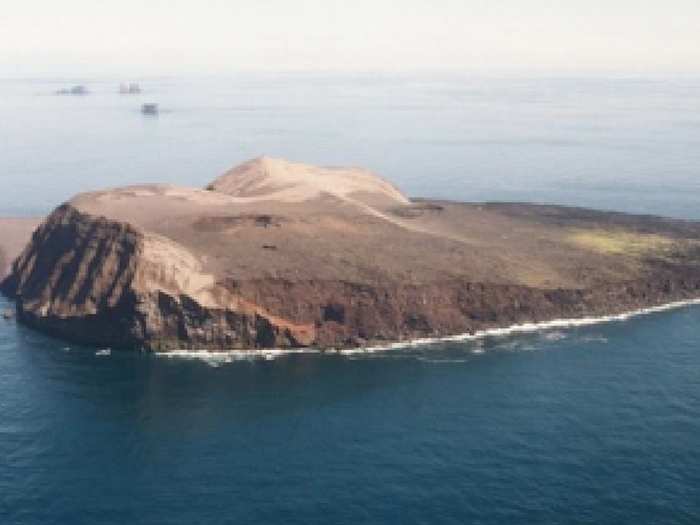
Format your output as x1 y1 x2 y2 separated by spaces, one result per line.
155 297 700 361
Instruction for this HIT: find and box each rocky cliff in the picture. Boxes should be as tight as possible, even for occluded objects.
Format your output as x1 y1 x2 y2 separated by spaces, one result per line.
3 157 700 351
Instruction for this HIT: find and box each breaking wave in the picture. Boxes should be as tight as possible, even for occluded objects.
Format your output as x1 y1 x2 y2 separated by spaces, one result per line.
154 297 700 363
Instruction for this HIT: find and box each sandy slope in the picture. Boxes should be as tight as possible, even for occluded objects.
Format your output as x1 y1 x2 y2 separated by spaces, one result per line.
208 156 409 206
0 218 41 278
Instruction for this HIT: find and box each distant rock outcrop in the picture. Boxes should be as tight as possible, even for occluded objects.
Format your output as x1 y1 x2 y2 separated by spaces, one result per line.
55 85 88 96
2 158 700 351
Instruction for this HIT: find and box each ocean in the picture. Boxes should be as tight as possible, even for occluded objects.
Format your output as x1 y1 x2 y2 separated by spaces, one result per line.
1 74 699 524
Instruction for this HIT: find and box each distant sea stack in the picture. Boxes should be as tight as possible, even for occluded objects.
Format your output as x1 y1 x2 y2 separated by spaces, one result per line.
2 157 700 351
119 83 142 94
141 103 158 115
55 85 88 95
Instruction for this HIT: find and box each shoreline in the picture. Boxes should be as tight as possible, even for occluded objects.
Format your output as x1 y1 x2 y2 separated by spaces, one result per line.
154 296 700 362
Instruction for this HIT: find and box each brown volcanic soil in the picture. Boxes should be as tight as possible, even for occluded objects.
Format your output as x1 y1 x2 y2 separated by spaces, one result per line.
2 157 700 350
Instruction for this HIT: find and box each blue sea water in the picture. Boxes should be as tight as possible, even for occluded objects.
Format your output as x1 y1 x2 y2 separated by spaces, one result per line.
1 74 700 524
1 296 699 524
1 74 700 218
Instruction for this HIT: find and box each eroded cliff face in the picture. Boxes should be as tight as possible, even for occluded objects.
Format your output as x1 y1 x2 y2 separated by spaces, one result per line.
1 205 315 350
3 203 700 351
226 275 700 348
2 205 143 346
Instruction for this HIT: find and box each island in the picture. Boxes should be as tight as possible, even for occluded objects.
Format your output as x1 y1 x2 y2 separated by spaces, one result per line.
2 157 699 351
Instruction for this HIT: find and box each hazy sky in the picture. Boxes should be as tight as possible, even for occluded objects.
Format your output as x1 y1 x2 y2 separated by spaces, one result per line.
2 0 699 75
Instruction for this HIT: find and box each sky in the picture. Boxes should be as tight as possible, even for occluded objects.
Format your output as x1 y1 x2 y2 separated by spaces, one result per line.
1 0 699 76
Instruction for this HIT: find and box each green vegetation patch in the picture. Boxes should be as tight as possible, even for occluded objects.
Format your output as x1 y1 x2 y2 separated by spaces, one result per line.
567 229 676 257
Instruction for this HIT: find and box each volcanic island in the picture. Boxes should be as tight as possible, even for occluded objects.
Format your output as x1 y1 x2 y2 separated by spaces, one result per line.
2 157 700 351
